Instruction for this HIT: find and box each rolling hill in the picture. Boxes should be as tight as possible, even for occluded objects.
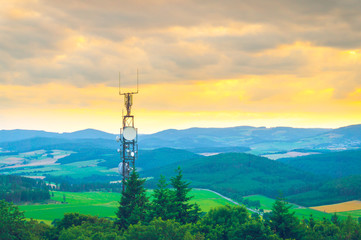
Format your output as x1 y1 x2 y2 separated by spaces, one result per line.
0 141 200 181
0 175 50 203
141 152 321 200
61 147 201 171
277 149 361 206
279 149 361 178
287 175 361 206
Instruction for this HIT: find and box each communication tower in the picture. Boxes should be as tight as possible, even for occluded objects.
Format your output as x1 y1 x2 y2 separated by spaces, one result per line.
116 70 139 192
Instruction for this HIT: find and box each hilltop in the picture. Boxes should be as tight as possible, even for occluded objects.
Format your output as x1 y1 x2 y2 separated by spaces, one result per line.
141 152 321 199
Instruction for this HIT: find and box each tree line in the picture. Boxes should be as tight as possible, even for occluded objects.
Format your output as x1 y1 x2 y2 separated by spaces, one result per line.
0 175 50 203
45 175 123 192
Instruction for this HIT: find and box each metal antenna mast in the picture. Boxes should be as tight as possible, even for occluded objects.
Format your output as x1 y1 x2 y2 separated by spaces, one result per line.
116 70 139 192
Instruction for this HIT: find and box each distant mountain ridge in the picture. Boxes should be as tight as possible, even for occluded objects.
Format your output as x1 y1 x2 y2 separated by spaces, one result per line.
0 137 118 152
0 128 117 143
1 124 361 153
138 126 331 149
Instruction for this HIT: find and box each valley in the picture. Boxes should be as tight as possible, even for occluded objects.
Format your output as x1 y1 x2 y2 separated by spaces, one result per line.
2 125 361 224
19 190 361 225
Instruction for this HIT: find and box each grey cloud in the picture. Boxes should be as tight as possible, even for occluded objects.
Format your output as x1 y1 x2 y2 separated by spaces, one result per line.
1 0 361 87
204 30 291 53
236 53 306 76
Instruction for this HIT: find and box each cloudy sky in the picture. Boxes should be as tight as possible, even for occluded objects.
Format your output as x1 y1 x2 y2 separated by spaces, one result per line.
1 0 361 133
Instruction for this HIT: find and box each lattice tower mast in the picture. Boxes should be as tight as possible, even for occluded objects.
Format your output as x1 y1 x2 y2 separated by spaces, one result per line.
117 70 139 192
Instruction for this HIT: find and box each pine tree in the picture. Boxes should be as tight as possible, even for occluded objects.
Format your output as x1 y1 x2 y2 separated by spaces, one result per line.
331 213 340 226
149 175 172 221
269 197 301 239
170 167 201 224
116 170 149 229
308 214 315 229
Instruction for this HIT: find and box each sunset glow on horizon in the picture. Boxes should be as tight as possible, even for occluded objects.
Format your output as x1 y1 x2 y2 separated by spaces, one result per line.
1 0 361 134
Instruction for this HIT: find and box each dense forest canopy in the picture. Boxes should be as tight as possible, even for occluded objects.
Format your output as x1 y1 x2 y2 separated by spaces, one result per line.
0 175 50 203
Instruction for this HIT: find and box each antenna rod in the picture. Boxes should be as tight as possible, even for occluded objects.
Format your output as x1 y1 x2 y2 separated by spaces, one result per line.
136 69 139 93
119 72 121 95
119 70 139 95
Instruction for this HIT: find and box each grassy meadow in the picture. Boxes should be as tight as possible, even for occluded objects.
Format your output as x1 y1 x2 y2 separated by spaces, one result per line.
191 189 235 212
243 194 361 220
19 191 361 225
19 189 235 224
19 191 120 224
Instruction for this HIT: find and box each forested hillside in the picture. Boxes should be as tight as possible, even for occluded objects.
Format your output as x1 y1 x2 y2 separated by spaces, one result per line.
287 175 361 206
279 149 361 178
142 152 322 199
0 175 50 203
57 147 200 171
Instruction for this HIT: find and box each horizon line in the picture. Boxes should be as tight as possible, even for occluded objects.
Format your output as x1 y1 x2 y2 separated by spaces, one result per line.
1 123 360 135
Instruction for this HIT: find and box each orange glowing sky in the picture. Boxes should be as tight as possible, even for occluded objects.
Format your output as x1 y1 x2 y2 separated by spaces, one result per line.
1 0 361 133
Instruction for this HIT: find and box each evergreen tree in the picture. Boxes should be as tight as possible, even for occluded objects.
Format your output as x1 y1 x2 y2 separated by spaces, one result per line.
331 213 340 226
0 200 28 240
269 197 302 239
170 167 201 224
116 170 149 229
149 175 172 221
308 214 315 229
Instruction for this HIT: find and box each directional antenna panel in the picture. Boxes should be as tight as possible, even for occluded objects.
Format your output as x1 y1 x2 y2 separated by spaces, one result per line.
123 127 137 140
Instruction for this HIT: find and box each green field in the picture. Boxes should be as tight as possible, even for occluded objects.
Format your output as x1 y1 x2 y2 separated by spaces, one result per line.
330 209 361 219
19 189 235 224
2 156 117 179
243 195 359 220
190 189 235 212
243 195 275 210
19 191 120 224
0 150 115 179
